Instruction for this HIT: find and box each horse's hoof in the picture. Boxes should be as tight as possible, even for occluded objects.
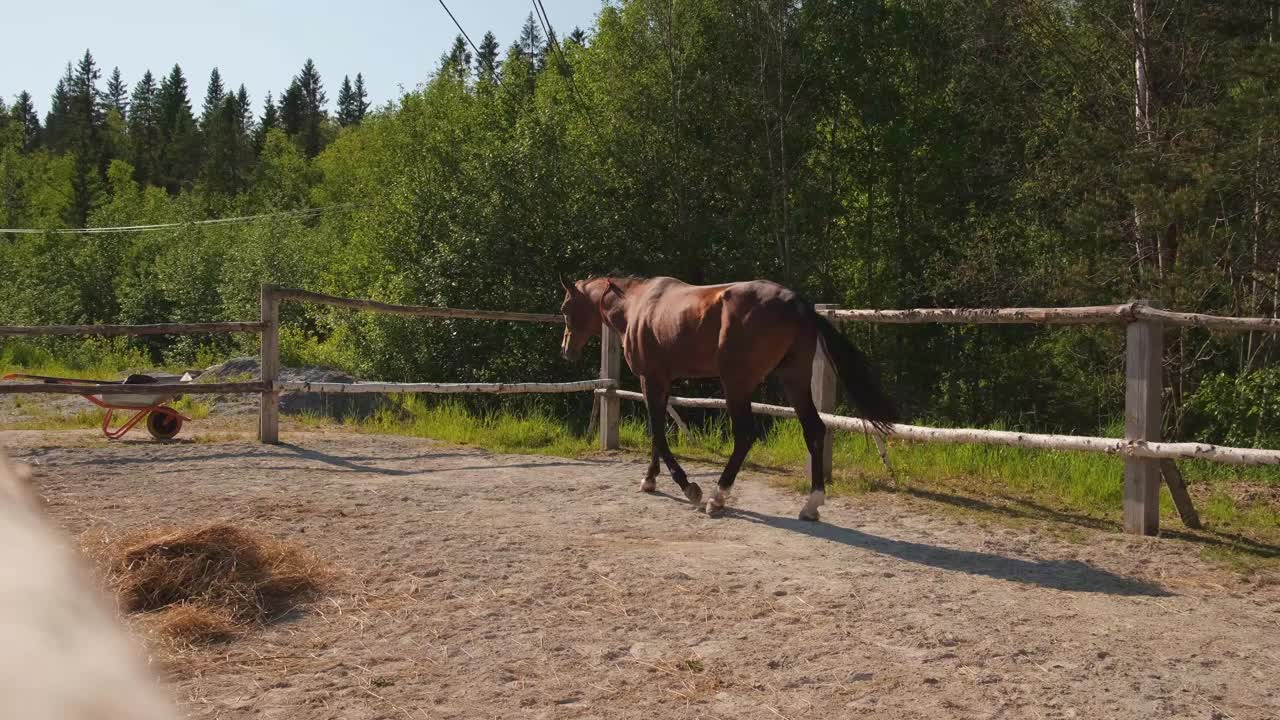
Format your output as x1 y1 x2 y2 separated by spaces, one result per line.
684 482 703 506
705 489 728 516
799 491 824 522
640 477 657 493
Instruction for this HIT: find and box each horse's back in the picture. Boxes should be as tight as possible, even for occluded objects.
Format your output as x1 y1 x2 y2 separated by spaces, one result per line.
641 277 803 325
626 277 808 377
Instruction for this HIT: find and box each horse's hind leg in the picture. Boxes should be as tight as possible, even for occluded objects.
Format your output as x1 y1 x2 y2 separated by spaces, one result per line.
642 378 701 505
776 349 828 521
705 390 756 516
642 443 660 492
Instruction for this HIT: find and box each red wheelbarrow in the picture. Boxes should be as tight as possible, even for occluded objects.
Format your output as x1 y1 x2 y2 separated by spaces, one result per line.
2 372 196 440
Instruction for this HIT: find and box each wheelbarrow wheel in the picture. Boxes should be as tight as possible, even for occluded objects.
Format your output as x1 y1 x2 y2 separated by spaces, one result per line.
146 410 183 440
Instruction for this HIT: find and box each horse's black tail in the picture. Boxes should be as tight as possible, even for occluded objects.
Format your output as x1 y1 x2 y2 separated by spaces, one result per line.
806 304 898 434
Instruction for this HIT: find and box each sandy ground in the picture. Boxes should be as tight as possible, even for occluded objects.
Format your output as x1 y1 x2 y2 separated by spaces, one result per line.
3 429 1278 720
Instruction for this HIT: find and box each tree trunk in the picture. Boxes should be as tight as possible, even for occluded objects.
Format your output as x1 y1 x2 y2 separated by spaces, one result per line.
1132 0 1153 280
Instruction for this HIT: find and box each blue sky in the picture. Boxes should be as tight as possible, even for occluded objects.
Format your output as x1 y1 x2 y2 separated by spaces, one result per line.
4 0 604 116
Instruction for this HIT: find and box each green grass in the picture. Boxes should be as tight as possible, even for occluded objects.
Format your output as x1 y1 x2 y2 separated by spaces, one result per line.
9 406 110 431
1 340 159 381
297 395 596 457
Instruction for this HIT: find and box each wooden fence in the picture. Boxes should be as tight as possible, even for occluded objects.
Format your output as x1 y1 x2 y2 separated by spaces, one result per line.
592 299 1280 537
4 286 1280 537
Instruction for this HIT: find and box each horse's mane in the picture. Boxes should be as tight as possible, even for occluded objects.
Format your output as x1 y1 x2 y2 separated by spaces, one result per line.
583 272 647 283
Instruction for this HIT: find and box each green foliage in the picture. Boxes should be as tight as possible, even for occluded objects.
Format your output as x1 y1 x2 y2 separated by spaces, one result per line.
2 1 1280 448
1185 369 1280 449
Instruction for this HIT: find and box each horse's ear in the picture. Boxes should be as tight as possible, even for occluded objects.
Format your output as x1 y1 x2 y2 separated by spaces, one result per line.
561 275 577 294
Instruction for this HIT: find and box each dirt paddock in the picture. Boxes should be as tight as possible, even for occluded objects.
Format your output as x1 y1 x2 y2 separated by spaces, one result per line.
5 430 1279 719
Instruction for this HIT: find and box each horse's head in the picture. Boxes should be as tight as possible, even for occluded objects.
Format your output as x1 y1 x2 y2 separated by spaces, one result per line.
559 276 600 361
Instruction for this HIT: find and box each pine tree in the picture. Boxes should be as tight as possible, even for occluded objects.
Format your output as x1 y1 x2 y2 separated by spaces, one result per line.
200 68 239 194
155 64 199 192
67 49 107 223
352 73 370 123
105 67 128 118
476 31 501 79
441 35 472 81
234 85 252 136
10 91 41 150
232 85 254 183
44 64 74 152
295 59 327 157
279 80 304 137
201 95 244 195
127 71 161 185
256 92 279 152
336 75 357 127
201 68 227 130
201 83 254 194
516 12 545 68
567 26 587 47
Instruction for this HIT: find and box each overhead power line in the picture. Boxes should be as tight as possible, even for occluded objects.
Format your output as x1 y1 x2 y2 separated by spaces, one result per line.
436 0 506 90
531 0 601 137
0 204 358 235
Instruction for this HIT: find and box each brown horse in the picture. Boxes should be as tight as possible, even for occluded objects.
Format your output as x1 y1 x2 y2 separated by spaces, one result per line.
560 275 896 521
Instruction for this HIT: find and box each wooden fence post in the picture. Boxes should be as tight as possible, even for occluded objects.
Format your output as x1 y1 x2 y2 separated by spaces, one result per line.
1124 301 1163 535
811 305 838 484
599 324 622 450
258 284 281 445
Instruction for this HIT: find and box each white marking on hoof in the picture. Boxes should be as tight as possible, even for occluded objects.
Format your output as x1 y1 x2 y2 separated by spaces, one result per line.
640 476 657 493
705 489 728 515
799 491 825 521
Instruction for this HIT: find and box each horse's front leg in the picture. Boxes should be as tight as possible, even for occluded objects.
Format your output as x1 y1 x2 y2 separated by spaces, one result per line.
642 377 700 505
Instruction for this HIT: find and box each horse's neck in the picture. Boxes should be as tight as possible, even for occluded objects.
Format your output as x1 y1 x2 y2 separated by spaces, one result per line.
595 278 640 334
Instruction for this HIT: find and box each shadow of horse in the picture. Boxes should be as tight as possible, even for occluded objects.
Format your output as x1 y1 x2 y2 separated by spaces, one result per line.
903 486 1280 561
624 484 1166 596
647 488 1166 595
725 507 1170 596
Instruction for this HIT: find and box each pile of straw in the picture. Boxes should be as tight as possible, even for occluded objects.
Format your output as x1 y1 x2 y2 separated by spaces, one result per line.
84 523 332 645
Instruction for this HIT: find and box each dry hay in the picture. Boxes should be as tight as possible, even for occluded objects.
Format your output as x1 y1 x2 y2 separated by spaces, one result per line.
83 523 333 645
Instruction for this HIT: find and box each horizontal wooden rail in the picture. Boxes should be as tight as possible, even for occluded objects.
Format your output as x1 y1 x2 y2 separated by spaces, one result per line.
603 390 1280 466
821 304 1137 325
0 382 268 396
0 322 264 338
276 288 563 324
278 379 615 395
1133 306 1280 333
821 302 1280 333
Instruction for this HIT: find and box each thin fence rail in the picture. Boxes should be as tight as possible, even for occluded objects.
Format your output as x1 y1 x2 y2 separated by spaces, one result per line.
276 287 563 324
822 304 1135 325
0 382 268 396
0 322 264 338
601 390 1280 466
820 302 1280 333
278 379 615 395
